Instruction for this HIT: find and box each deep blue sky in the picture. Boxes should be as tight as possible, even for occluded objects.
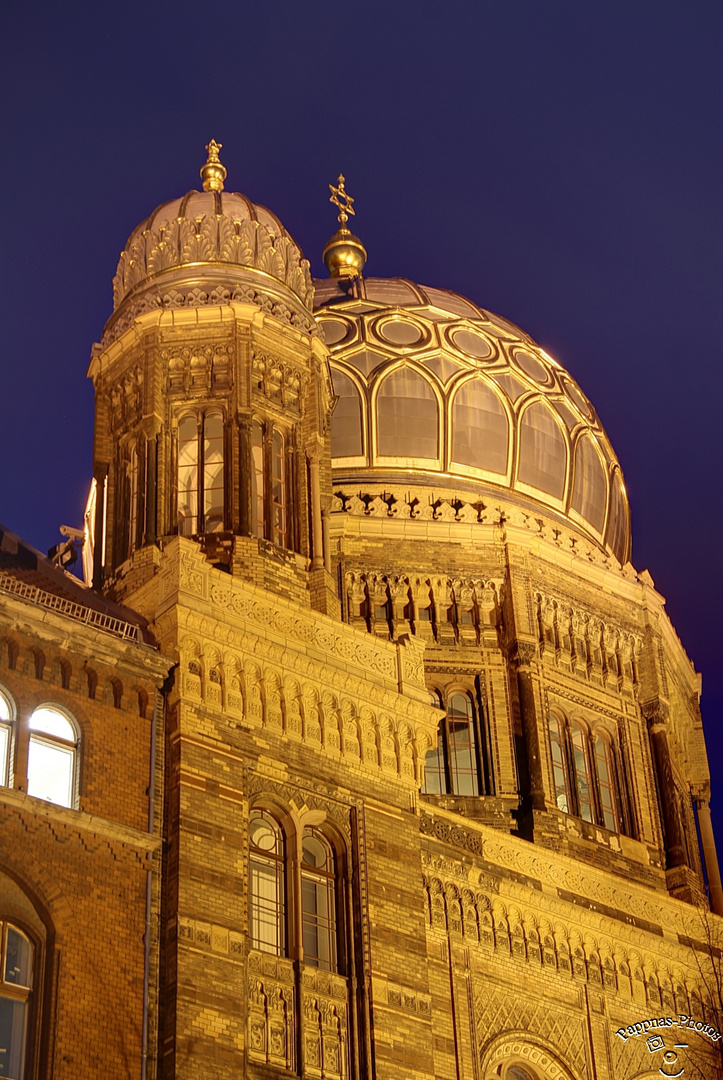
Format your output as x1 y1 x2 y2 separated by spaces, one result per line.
2 3 722 834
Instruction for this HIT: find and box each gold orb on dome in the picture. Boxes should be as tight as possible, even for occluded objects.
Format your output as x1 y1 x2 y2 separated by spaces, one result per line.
323 173 367 278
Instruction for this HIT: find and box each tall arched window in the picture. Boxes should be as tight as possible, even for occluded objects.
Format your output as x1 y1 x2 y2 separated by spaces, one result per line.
301 829 338 971
548 714 571 813
250 420 265 538
127 443 138 555
249 810 286 955
594 734 619 832
422 691 483 797
376 367 439 461
177 411 226 535
451 378 508 474
548 714 630 834
0 690 12 787
0 921 33 1079
27 707 78 808
571 722 593 823
271 428 286 548
605 469 629 565
203 409 225 533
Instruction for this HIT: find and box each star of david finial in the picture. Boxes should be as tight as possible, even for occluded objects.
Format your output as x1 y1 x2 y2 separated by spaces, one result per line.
200 139 227 192
329 173 356 228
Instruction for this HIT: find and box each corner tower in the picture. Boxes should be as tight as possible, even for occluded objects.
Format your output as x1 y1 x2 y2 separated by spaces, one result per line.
87 142 337 613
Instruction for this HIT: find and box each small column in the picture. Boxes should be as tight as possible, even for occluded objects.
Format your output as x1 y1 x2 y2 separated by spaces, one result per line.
321 507 331 574
237 417 251 536
515 643 546 811
307 446 324 570
646 709 686 868
693 787 723 915
92 464 108 590
145 434 157 545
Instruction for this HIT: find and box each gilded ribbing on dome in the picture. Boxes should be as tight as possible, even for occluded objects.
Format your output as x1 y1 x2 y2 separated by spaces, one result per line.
200 139 227 192
323 174 367 279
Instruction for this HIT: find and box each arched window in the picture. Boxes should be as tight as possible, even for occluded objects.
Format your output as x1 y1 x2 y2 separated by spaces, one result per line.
330 367 363 459
127 443 138 556
422 692 483 797
605 469 629 565
27 707 78 808
451 379 508 474
249 810 286 955
507 1067 537 1080
549 715 630 834
250 419 265 539
0 690 12 787
517 400 567 499
177 411 226 535
0 921 33 1079
301 829 338 972
548 714 571 813
571 433 607 532
376 367 439 461
177 415 199 536
271 428 286 548
203 409 225 533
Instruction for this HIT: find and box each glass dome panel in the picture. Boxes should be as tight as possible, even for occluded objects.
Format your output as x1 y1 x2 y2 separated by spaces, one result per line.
493 372 528 402
422 287 480 318
320 317 351 346
452 380 508 474
364 279 420 305
606 470 628 564
571 433 606 532
518 401 567 499
377 368 439 460
345 348 388 378
422 355 464 383
378 318 422 345
330 368 363 458
514 349 550 385
450 329 493 359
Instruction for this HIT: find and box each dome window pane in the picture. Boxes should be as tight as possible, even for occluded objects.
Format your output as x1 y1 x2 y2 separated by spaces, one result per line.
422 356 463 384
452 380 508 475
364 279 420 305
344 348 388 378
571 433 606 532
377 318 423 346
330 368 363 458
422 287 480 318
450 329 493 359
605 470 629 564
377 368 439 461
514 349 550 385
517 401 567 499
320 317 350 346
563 378 593 419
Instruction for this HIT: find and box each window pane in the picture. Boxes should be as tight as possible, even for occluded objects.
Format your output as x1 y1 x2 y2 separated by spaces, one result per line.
330 367 363 458
250 420 265 539
605 470 628 565
30 708 74 741
595 735 618 831
377 368 439 460
128 445 138 554
27 737 74 807
422 722 447 795
518 401 567 499
571 724 593 823
4 929 32 988
549 715 570 813
452 379 508 474
249 811 285 955
0 694 9 722
0 996 27 1079
301 830 337 972
571 433 606 532
271 429 286 548
0 727 8 788
178 416 199 536
446 694 480 796
203 411 224 533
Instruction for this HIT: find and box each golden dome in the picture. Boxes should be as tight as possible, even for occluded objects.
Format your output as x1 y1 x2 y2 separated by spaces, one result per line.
314 276 631 565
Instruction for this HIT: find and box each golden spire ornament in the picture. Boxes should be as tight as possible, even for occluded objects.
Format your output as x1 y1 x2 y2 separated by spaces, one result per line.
200 139 227 192
323 173 367 279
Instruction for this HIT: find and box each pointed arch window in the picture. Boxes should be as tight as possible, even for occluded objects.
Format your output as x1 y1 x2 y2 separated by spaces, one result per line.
548 714 571 813
301 829 338 972
330 367 363 459
27 707 78 809
571 433 606 532
518 400 567 499
571 722 593 823
0 921 33 1079
452 379 508 474
249 810 286 956
177 411 225 536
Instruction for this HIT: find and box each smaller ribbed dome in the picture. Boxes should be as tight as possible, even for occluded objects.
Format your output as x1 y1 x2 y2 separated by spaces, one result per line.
111 188 313 313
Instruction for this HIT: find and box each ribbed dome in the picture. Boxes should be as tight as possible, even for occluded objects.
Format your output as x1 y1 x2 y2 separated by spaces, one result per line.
314 276 630 565
111 189 313 313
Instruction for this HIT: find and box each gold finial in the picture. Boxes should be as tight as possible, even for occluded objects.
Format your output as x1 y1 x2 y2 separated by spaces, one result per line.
200 139 227 192
323 172 367 279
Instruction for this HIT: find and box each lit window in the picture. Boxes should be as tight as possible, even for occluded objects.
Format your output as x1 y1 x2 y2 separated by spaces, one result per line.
178 416 199 536
452 378 508 474
0 922 33 1079
549 715 630 834
517 400 567 499
548 714 570 813
270 429 286 548
301 829 338 972
249 811 286 955
571 722 593 823
203 410 225 533
423 692 482 797
594 734 620 832
250 420 265 539
127 443 138 556
27 707 77 808
330 367 363 458
0 691 12 787
178 411 226 536
377 368 439 460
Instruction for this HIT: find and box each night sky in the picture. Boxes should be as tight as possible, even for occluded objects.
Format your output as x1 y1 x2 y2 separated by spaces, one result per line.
2 5 722 834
